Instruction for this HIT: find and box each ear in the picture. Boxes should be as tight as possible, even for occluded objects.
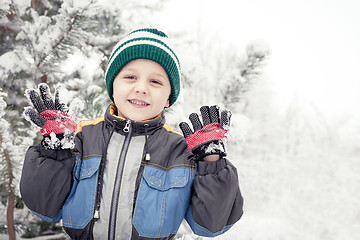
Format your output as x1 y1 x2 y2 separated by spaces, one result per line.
165 99 170 108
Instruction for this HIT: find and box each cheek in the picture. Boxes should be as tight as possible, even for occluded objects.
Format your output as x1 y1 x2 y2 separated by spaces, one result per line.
112 78 125 98
112 85 126 101
159 89 171 108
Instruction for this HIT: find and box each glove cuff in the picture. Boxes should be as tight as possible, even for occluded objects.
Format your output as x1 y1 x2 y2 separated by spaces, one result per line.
192 139 227 160
197 157 227 175
41 133 75 150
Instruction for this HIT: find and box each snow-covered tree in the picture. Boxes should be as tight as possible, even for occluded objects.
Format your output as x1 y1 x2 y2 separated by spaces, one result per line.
0 89 36 240
0 0 165 238
165 30 271 127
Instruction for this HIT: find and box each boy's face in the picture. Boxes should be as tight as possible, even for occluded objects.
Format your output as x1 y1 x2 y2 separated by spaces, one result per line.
113 59 171 122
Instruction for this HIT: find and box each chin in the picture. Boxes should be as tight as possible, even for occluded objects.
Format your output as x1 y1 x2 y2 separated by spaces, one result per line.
128 114 149 122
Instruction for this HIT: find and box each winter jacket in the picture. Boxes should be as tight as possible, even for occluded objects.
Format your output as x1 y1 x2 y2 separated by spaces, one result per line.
20 104 243 240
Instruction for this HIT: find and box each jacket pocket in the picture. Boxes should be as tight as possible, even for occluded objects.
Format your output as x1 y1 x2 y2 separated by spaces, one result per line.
62 157 101 229
133 166 193 238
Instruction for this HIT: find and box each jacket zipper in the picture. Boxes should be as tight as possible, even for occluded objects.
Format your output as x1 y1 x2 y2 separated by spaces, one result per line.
108 119 132 240
94 120 118 221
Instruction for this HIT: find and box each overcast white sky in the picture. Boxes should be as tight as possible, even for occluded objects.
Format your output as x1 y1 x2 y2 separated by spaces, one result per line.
151 0 360 119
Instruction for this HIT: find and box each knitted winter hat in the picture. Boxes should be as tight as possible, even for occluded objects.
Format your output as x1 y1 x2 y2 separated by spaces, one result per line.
105 28 181 107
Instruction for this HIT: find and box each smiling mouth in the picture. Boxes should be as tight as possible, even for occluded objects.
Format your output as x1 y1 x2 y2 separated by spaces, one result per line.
128 99 150 106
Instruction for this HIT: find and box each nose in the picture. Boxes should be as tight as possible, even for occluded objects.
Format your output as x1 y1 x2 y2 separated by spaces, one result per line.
134 79 148 94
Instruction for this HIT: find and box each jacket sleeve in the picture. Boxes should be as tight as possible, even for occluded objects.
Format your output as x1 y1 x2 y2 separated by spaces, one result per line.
185 157 244 237
20 143 75 222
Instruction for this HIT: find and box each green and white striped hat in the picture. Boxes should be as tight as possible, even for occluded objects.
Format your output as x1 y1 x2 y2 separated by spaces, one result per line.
105 28 181 107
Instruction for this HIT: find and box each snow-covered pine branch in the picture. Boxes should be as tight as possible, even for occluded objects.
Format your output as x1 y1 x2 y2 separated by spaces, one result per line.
222 39 271 110
0 88 35 239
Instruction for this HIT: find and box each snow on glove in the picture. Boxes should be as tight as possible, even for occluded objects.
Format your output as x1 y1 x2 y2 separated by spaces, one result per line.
24 83 78 149
179 105 231 160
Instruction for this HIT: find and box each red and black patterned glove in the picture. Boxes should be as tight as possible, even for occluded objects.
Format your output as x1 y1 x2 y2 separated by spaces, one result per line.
179 105 231 160
24 83 78 149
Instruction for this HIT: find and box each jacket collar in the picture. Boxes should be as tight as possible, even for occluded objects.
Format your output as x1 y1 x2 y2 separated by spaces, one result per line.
104 104 165 135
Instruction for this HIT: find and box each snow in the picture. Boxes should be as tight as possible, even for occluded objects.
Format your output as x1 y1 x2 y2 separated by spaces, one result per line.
0 0 9 10
87 85 103 93
28 11 68 55
61 0 95 16
0 0 27 16
0 91 10 143
68 97 85 117
0 233 67 240
1 1 359 239
55 84 73 105
0 52 19 72
246 39 271 59
0 90 7 118
228 113 250 144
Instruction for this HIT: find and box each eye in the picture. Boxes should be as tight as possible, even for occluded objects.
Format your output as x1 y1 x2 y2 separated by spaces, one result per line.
150 79 162 85
124 75 136 80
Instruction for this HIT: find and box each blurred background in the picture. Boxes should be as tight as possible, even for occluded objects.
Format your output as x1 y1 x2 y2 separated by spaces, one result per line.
0 0 359 239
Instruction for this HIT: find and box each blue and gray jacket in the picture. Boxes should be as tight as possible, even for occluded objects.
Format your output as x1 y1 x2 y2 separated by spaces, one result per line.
20 104 243 240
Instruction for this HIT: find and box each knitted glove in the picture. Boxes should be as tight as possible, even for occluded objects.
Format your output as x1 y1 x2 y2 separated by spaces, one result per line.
24 83 78 149
179 105 231 160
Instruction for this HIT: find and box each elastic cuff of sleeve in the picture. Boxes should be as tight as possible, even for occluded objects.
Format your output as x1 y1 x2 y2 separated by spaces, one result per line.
38 144 73 162
197 157 227 175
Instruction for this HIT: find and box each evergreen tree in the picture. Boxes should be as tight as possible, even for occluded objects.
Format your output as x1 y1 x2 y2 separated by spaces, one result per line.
0 0 165 238
0 89 36 240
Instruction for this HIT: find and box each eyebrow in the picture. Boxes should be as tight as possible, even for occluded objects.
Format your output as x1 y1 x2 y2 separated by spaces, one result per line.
121 68 168 80
152 73 168 80
120 68 137 73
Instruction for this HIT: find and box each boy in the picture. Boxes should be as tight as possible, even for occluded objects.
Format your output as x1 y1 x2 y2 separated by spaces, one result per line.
20 28 243 240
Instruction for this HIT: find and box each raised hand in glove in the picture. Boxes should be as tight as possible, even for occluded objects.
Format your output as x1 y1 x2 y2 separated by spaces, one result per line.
24 83 78 149
179 105 231 161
